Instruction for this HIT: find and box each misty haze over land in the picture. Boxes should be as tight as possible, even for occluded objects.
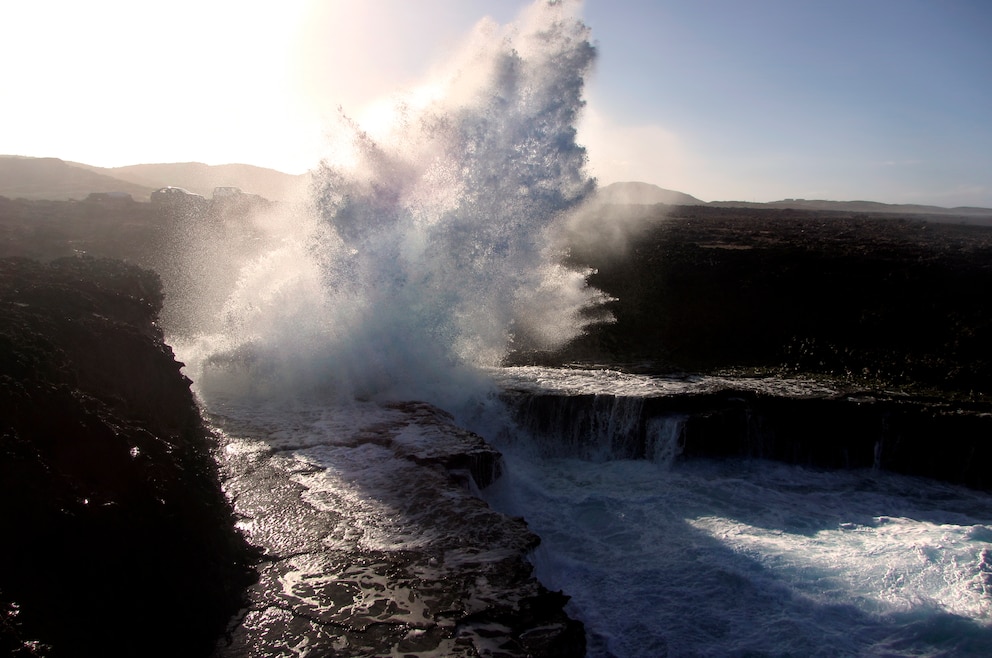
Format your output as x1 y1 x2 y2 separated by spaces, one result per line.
0 155 309 202
3 155 991 226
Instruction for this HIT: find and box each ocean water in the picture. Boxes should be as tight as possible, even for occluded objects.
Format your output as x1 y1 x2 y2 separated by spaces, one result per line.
479 373 992 656
168 2 992 655
487 451 992 657
196 372 992 657
469 367 992 656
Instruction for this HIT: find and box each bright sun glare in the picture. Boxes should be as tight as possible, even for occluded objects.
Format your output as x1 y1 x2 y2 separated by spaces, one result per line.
3 1 317 172
1 1 537 176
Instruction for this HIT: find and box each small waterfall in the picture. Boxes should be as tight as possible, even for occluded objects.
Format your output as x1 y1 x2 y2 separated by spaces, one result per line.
505 392 689 463
645 415 686 467
498 383 992 489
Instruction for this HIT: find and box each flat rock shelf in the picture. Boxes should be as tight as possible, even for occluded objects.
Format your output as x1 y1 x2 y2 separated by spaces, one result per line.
207 399 585 657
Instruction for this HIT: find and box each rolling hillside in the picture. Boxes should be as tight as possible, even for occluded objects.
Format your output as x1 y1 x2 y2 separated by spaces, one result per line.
0 156 156 201
0 156 308 201
82 162 310 201
594 181 705 206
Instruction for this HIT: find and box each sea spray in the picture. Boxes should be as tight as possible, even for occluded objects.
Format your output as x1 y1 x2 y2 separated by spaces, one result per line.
178 0 612 411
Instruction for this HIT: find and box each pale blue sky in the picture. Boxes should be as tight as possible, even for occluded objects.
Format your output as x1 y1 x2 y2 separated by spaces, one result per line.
2 0 989 206
581 0 992 206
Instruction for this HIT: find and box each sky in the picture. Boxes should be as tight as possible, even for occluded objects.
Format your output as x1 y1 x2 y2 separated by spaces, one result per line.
2 0 990 207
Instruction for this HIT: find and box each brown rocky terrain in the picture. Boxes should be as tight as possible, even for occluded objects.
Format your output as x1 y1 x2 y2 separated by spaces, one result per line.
0 194 279 335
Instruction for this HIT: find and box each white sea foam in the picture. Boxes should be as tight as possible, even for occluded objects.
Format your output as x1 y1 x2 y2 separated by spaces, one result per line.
483 452 992 657
491 365 840 398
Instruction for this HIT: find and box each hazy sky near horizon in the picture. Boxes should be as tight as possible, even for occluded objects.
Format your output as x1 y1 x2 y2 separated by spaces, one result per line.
2 0 990 207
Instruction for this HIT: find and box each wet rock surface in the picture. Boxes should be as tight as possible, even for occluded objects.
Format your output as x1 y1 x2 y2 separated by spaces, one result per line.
0 257 255 657
207 400 584 657
504 382 992 491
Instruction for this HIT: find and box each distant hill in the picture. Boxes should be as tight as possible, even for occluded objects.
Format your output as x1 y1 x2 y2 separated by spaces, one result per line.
0 156 309 202
0 156 156 201
709 197 992 218
82 162 310 201
595 182 705 206
594 181 992 222
4 156 990 219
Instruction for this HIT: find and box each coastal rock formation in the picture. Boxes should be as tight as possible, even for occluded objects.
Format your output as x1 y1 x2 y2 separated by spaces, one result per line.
0 256 584 657
5 198 992 655
208 400 585 657
504 384 992 490
0 257 255 657
560 206 992 395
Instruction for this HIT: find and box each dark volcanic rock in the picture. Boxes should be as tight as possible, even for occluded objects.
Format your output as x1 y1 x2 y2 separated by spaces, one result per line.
209 400 585 657
557 206 992 396
504 384 992 490
0 257 254 657
0 196 274 336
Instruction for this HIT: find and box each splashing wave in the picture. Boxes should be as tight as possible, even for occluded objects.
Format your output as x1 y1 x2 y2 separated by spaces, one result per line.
180 1 612 408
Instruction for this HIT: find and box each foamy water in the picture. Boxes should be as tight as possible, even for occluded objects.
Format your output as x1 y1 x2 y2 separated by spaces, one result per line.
483 438 992 657
490 365 841 398
200 375 992 657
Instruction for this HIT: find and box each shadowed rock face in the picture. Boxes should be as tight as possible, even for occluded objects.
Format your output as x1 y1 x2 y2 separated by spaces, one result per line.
557 206 992 396
503 385 992 491
0 257 255 658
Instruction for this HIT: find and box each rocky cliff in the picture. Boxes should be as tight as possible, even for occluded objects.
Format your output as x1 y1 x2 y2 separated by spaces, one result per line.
559 205 992 397
0 257 255 657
